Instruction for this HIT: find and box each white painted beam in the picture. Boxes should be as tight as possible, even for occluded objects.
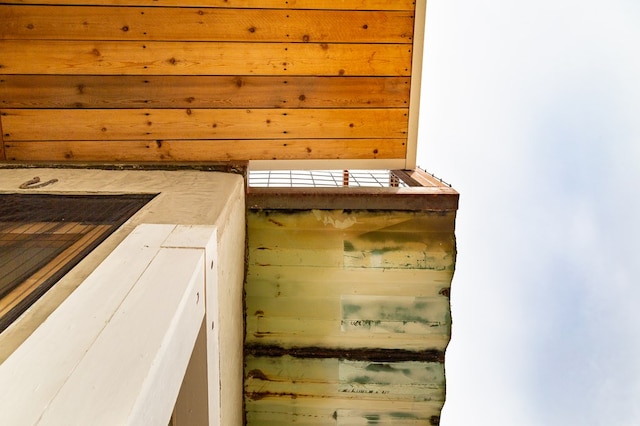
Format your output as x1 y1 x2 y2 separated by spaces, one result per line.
163 225 221 426
40 247 205 425
0 224 217 426
0 224 176 424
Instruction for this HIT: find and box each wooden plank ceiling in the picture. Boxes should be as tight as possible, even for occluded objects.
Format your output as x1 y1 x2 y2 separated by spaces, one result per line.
0 1 420 166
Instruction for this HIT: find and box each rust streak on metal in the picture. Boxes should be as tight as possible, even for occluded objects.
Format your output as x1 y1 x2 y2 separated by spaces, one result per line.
245 344 445 363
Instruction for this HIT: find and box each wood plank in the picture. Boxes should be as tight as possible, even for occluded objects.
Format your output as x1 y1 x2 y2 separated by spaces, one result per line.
0 1 416 11
38 248 205 425
1 108 409 141
159 224 222 426
3 139 405 162
0 76 410 109
173 320 209 426
0 224 177 426
0 40 412 76
1 6 414 44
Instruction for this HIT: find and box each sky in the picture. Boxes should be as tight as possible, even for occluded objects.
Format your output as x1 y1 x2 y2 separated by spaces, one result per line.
417 1 640 424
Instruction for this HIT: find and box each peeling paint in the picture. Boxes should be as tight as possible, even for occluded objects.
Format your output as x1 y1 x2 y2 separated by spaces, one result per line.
245 206 455 423
341 295 449 334
311 209 358 229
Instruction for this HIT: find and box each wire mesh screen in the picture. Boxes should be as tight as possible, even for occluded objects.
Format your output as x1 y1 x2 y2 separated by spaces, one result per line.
248 170 409 188
0 193 156 332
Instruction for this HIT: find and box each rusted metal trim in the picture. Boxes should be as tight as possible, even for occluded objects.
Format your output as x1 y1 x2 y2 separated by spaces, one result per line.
247 186 458 212
245 344 445 363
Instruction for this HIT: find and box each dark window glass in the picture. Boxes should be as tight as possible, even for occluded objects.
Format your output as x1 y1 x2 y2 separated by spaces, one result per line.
0 194 156 332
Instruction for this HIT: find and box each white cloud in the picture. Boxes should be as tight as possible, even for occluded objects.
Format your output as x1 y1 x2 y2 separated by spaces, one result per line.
418 0 640 424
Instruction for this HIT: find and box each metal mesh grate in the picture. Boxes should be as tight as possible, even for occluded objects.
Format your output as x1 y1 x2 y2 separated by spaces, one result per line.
0 193 156 332
248 170 409 188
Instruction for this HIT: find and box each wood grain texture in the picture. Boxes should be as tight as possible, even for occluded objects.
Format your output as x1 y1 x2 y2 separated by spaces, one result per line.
1 6 414 44
1 108 409 141
0 76 410 109
0 1 416 11
4 139 405 162
0 40 412 76
0 1 420 165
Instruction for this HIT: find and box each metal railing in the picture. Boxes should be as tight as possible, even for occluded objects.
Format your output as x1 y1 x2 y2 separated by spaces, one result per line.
248 170 409 188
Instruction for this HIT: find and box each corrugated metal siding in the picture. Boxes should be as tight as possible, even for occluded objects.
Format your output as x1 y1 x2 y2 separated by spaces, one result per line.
245 208 456 424
0 1 419 166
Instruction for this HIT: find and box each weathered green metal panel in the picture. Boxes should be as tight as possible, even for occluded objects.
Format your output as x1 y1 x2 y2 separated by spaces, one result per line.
244 208 455 424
